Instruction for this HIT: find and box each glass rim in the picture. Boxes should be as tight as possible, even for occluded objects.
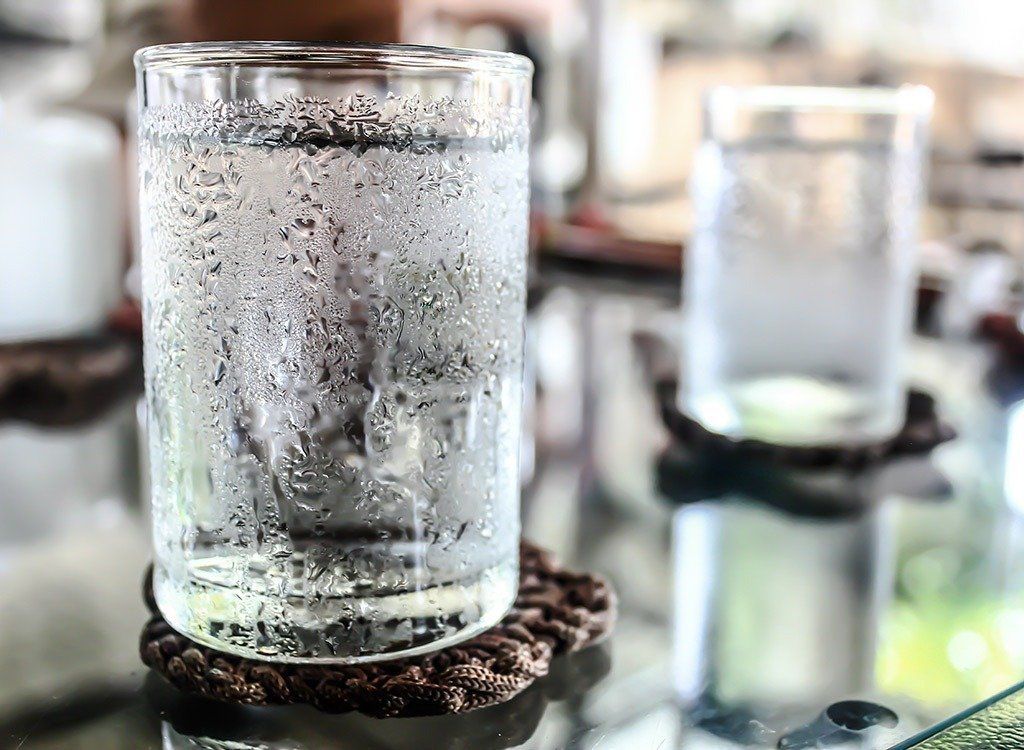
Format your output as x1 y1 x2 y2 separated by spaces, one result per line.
134 41 533 77
705 85 934 116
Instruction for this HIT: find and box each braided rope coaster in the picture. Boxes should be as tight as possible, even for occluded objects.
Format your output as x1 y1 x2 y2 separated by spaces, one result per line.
141 542 615 718
657 380 956 470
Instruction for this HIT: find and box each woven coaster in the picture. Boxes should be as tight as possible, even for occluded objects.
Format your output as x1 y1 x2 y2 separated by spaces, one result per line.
656 439 954 519
0 333 142 426
140 542 616 718
656 380 956 470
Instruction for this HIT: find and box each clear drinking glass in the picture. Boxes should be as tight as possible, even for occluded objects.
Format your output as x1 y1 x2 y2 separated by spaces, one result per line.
681 86 933 446
135 42 532 662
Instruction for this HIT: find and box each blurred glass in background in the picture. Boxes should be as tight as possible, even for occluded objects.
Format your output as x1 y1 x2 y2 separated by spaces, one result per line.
681 86 932 445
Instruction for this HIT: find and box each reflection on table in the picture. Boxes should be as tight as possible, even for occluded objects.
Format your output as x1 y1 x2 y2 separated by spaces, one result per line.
6 282 1024 748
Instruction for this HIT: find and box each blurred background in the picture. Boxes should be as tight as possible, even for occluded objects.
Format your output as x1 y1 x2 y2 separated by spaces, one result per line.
8 0 1024 321
8 1 1024 748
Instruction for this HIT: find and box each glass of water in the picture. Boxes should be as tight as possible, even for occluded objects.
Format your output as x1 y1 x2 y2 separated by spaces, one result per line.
681 86 933 446
136 43 532 662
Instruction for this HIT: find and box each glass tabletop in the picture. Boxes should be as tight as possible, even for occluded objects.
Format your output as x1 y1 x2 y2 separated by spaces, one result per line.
4 277 1024 749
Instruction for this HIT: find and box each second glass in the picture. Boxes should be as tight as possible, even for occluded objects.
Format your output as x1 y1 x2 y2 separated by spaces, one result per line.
681 86 933 446
136 43 532 662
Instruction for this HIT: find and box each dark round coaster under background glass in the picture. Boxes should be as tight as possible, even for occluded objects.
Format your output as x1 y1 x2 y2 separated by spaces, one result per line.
140 542 616 719
656 380 956 470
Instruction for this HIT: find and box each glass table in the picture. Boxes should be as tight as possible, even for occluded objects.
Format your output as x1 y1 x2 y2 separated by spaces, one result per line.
4 275 1024 749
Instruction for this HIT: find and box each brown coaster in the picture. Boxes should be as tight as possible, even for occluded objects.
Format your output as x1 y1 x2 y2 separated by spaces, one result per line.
140 542 616 718
657 380 956 470
0 333 142 426
656 439 954 520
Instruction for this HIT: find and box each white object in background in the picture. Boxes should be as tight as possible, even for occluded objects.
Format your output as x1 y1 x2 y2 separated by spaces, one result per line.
0 0 103 42
600 13 658 188
0 108 122 342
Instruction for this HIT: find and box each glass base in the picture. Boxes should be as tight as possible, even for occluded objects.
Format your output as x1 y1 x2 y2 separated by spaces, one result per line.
682 375 903 447
153 556 518 664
